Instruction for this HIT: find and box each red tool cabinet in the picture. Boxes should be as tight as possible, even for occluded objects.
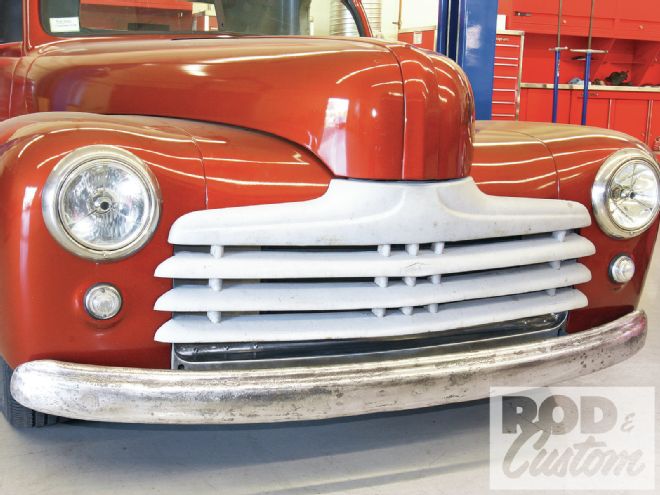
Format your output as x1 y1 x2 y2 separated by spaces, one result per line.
520 85 660 148
492 30 525 120
502 0 660 42
498 0 660 154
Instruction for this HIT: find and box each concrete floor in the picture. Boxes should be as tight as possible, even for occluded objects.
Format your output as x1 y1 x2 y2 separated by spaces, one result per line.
0 240 658 495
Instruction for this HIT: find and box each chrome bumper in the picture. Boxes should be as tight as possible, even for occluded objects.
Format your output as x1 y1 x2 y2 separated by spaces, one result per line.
11 311 647 424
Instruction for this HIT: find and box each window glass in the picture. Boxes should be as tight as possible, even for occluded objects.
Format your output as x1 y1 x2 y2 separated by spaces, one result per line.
310 0 359 37
0 0 23 43
40 0 361 37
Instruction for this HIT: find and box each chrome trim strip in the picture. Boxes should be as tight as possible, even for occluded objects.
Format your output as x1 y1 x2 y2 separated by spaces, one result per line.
11 311 647 424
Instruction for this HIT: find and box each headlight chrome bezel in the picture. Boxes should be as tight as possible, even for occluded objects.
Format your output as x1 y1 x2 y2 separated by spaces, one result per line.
592 148 660 239
42 146 161 261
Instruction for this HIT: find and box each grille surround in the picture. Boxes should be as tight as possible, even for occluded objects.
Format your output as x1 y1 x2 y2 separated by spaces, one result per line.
171 312 569 370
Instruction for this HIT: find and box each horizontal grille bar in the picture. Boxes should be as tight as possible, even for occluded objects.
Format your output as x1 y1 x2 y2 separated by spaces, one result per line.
155 289 587 343
155 233 594 280
156 263 590 313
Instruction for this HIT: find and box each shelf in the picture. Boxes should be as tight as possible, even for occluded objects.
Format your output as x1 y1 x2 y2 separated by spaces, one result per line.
521 83 660 93
504 0 660 43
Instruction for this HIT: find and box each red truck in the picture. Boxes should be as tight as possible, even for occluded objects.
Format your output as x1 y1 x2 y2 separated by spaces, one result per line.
0 0 657 427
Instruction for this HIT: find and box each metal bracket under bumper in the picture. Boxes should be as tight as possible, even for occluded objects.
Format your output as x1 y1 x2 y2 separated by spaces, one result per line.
10 311 647 424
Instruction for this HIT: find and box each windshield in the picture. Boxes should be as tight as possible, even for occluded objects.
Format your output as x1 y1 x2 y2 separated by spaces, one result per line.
40 0 364 37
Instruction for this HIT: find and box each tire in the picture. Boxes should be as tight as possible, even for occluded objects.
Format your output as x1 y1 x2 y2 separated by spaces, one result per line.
0 357 59 428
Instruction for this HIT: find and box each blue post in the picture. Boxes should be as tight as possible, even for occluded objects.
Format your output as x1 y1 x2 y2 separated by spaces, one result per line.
437 0 499 120
551 0 564 124
581 52 592 126
552 50 561 123
436 0 450 55
580 0 597 126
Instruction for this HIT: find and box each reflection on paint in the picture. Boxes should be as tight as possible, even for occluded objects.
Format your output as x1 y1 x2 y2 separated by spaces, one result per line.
182 64 208 77
22 186 37 212
20 186 38 281
320 98 350 176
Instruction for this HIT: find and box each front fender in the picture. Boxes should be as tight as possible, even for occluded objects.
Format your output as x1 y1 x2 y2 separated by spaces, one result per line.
473 121 660 332
540 124 660 332
0 113 331 369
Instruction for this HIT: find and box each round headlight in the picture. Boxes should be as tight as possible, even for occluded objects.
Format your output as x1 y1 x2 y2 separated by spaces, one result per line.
42 146 161 261
592 149 660 239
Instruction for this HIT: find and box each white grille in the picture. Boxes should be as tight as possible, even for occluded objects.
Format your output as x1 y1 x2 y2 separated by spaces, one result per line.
154 178 595 344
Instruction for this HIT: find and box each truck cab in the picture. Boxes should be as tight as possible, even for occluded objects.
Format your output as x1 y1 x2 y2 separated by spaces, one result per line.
0 0 657 427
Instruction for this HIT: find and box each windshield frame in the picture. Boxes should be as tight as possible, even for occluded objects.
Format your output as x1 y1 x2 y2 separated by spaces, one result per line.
37 0 368 39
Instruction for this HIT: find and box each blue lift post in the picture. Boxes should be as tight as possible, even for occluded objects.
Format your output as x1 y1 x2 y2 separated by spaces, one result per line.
437 0 500 120
569 0 606 126
550 0 568 123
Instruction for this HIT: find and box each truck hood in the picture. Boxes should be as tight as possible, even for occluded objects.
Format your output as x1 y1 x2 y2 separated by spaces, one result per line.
24 36 474 180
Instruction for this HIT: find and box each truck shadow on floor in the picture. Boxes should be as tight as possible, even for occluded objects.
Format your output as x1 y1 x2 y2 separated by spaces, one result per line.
7 398 492 493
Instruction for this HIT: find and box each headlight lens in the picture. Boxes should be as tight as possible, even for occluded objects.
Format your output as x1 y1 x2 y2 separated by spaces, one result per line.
592 149 660 239
43 146 161 261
